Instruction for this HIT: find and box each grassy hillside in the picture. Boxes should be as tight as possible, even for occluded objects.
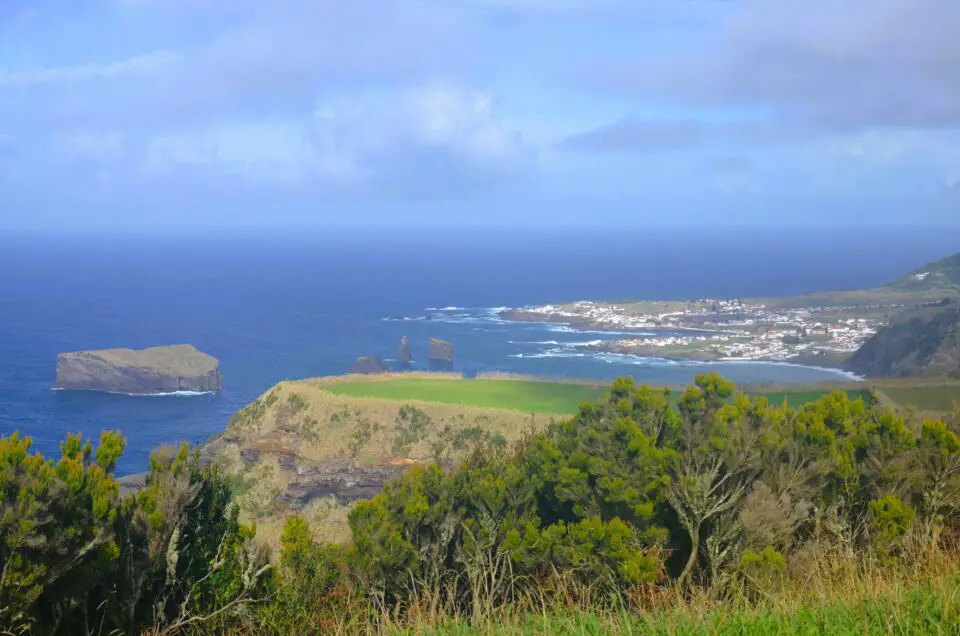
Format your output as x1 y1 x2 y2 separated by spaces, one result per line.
326 377 607 413
871 378 960 414
891 251 960 291
206 374 569 544
751 251 960 310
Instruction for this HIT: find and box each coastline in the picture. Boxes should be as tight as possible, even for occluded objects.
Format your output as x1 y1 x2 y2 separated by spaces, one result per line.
497 306 860 375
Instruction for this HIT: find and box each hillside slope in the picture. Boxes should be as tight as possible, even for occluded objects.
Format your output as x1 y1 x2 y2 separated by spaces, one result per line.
202 374 564 542
885 251 960 294
848 301 960 377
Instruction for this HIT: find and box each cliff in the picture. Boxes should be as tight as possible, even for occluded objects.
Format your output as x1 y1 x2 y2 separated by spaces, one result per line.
55 344 221 394
848 301 960 378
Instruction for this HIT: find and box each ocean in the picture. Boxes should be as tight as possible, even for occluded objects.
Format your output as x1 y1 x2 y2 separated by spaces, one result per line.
1 226 955 474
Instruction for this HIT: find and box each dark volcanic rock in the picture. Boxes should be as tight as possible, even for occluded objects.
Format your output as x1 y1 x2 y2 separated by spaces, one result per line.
350 356 389 374
55 344 221 395
281 463 408 507
398 336 413 365
428 338 454 369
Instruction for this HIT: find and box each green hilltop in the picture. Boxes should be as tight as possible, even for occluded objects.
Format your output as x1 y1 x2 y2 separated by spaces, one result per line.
887 251 960 293
759 250 960 309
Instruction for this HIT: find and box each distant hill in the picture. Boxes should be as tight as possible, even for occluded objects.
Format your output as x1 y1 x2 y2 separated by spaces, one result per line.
759 250 960 310
848 300 960 378
885 251 960 294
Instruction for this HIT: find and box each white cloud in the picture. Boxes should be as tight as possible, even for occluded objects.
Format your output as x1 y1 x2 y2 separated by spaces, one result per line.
597 0 960 130
138 84 530 195
0 51 178 88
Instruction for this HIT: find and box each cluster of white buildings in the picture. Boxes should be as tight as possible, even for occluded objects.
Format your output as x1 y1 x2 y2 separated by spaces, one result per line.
520 299 881 362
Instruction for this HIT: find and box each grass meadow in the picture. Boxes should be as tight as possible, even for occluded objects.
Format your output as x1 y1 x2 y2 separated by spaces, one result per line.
326 377 608 414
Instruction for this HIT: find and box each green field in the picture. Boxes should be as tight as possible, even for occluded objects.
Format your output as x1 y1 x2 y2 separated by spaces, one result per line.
880 384 960 412
747 389 868 409
325 378 867 414
327 378 607 414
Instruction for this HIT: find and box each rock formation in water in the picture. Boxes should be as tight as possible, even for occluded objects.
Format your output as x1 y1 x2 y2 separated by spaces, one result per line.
428 338 454 369
398 336 413 365
55 344 221 394
350 356 389 375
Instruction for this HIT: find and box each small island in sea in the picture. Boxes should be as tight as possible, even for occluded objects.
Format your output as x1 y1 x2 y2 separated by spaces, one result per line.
500 252 960 373
55 344 221 395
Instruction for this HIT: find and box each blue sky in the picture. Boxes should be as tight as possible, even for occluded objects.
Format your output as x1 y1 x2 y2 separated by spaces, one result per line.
1 0 958 232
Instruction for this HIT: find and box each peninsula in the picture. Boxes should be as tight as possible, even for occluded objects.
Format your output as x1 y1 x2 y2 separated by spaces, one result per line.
499 252 960 371
55 344 221 395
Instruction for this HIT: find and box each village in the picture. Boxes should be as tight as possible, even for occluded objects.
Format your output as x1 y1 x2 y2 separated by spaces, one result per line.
503 299 882 363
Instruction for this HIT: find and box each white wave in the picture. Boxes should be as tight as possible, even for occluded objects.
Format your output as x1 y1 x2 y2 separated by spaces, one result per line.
382 316 426 322
564 350 863 380
507 340 561 346
145 390 217 397
544 324 657 337
509 339 604 347
428 314 508 326
510 350 588 359
719 360 864 381
52 387 216 397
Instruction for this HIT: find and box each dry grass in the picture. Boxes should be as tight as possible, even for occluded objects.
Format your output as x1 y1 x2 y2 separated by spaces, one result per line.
252 496 353 550
224 374 556 465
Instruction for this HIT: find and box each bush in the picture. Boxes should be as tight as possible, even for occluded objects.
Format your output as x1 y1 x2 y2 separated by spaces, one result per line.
0 433 271 635
7 373 960 633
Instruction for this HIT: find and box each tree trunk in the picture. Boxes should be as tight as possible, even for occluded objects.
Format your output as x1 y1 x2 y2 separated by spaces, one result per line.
678 522 701 588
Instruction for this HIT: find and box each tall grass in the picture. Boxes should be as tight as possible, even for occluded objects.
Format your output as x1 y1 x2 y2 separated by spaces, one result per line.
190 531 960 635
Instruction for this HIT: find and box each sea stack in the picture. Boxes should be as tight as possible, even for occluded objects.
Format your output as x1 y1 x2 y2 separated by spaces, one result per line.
428 338 454 370
398 336 413 366
351 356 389 375
55 345 221 395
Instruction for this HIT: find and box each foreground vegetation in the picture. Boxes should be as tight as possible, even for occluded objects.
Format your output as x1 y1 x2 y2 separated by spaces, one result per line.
3 373 960 634
326 378 608 414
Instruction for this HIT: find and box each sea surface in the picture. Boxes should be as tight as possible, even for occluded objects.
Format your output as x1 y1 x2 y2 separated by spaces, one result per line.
1 227 956 474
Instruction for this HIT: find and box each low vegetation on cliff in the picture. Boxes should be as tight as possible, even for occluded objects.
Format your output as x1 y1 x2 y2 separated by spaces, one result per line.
3 372 960 634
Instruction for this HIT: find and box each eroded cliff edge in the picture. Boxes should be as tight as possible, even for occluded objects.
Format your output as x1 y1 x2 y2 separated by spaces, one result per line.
55 344 221 394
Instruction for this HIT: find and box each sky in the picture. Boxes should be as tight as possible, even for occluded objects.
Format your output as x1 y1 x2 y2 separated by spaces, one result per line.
1 0 959 232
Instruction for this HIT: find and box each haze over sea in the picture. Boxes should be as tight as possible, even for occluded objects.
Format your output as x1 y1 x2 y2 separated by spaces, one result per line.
1 227 956 474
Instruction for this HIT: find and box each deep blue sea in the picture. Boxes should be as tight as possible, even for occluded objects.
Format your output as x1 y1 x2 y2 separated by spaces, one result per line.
1 227 956 474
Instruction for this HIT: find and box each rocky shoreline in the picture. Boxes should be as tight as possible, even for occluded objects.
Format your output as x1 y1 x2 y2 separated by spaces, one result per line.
576 341 851 369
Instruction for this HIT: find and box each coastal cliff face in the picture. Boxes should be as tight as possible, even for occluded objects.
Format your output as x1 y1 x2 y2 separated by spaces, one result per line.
55 344 221 394
848 302 960 377
202 377 548 529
